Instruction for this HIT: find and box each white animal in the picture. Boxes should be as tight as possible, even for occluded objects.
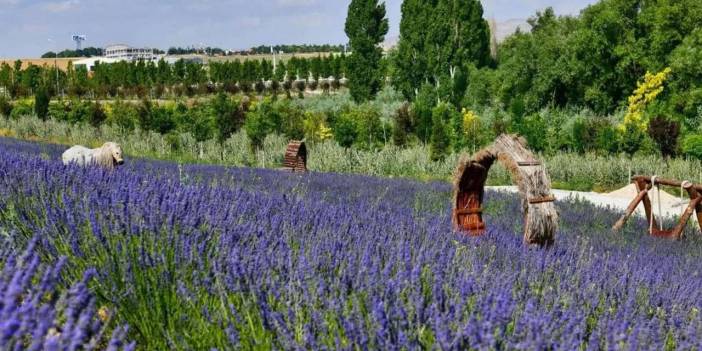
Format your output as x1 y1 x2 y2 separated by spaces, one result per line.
62 142 124 169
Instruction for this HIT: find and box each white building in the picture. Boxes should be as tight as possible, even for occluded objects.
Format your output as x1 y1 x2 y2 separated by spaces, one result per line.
72 44 206 71
104 44 158 61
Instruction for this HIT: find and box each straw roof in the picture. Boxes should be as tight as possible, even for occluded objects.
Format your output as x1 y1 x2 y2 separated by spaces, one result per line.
453 134 558 246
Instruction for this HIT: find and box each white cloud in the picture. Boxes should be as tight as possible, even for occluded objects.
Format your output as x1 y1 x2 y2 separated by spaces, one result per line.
42 0 79 13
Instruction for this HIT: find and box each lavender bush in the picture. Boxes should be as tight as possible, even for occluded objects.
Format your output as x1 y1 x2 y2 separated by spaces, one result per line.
1 136 702 350
0 239 134 350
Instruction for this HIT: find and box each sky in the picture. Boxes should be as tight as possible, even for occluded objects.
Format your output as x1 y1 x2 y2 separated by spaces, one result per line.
0 0 598 58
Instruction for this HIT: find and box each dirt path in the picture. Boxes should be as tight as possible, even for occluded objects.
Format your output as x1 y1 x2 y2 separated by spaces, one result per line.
487 185 691 220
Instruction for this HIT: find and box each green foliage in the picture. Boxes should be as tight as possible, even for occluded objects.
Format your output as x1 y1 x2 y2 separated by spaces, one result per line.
275 100 306 140
302 111 332 143
108 100 139 131
350 104 385 149
392 103 413 147
413 84 437 143
682 134 702 160
394 0 491 101
137 100 176 135
344 0 389 102
34 86 50 121
570 116 619 154
211 93 239 143
88 102 107 128
620 122 646 157
189 104 216 143
244 101 275 150
0 95 13 119
669 28 702 125
10 100 32 120
429 104 451 161
333 112 358 148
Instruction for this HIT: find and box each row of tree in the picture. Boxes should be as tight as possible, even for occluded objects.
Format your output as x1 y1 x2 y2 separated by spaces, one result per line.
0 54 349 99
42 44 347 59
41 47 105 58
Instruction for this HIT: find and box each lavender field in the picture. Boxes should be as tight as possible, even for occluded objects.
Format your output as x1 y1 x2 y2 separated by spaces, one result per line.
2 136 702 350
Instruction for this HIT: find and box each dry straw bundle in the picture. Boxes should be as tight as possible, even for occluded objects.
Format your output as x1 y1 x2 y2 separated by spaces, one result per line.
453 134 558 246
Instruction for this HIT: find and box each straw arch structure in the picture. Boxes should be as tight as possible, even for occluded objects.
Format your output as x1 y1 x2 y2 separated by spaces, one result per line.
452 134 558 246
283 140 307 172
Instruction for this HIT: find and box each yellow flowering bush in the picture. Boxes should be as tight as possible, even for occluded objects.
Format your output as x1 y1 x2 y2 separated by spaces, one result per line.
461 108 479 136
303 111 333 142
620 67 672 131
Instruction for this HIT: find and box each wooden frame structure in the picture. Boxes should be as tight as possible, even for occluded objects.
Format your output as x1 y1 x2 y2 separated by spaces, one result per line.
453 134 558 246
612 176 702 239
283 141 307 172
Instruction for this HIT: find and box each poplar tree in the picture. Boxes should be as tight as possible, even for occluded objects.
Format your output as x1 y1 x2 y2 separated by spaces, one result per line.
394 0 491 101
393 0 434 99
344 0 389 102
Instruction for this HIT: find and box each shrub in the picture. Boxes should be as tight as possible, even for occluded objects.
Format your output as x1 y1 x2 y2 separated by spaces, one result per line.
109 100 139 131
392 103 412 147
682 134 702 160
303 111 332 143
137 99 176 134
34 86 50 121
620 122 646 157
211 92 237 143
190 104 215 142
459 109 487 153
308 79 318 91
254 80 266 95
647 115 680 158
430 105 451 161
342 104 384 149
274 100 305 140
88 102 107 128
333 111 358 148
10 100 32 120
570 117 615 154
0 95 13 119
244 100 276 150
294 80 306 98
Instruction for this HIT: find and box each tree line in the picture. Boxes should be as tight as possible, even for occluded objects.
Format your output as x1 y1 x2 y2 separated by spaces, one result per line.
0 54 349 99
341 0 702 159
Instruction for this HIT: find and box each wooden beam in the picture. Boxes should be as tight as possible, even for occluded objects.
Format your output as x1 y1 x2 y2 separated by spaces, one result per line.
633 175 702 192
662 196 702 240
612 187 649 231
517 161 542 167
528 195 556 204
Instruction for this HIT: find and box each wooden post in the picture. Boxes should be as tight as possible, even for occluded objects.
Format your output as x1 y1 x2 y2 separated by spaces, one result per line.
637 179 658 231
687 187 702 234
612 187 649 231
659 196 702 240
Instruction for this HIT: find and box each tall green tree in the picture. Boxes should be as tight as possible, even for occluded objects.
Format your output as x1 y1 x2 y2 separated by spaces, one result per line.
394 0 490 101
344 0 389 102
393 0 433 100
34 86 50 121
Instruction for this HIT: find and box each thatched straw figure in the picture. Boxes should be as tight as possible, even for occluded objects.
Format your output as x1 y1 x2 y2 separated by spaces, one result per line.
62 142 125 170
452 134 558 246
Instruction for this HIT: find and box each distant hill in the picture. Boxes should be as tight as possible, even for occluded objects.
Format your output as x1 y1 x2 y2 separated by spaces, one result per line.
494 19 530 41
382 19 531 51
